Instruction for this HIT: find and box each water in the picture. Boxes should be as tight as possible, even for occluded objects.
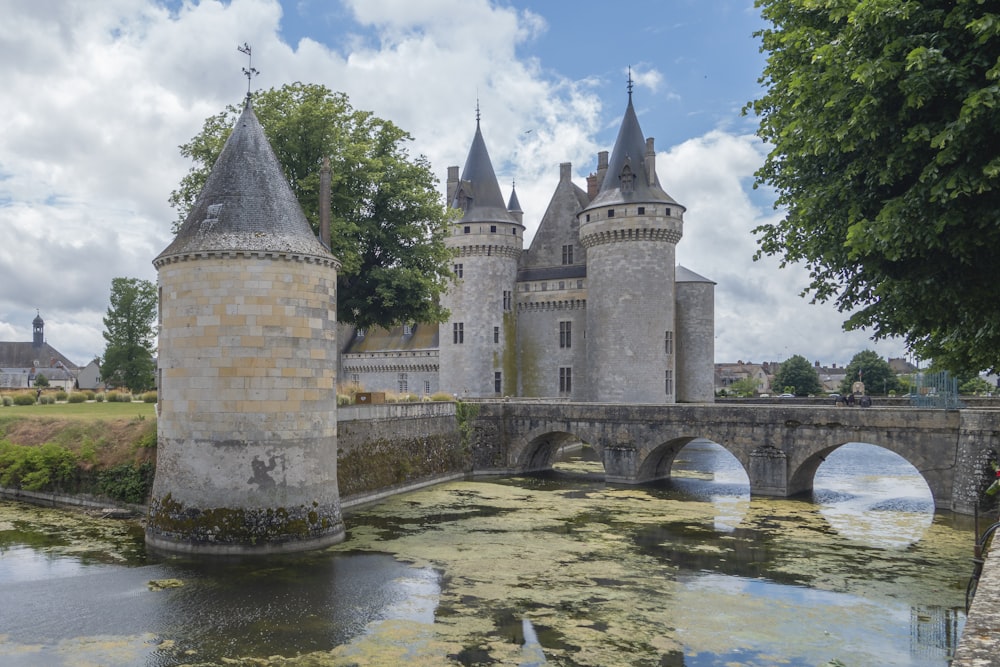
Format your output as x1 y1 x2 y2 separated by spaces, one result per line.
0 441 974 666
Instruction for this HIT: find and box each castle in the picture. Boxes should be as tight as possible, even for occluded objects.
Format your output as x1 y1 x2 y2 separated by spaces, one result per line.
341 89 716 403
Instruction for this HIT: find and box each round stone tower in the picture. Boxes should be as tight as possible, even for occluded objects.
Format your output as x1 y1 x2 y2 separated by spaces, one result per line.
675 265 716 403
439 115 524 397
579 91 685 403
147 99 344 555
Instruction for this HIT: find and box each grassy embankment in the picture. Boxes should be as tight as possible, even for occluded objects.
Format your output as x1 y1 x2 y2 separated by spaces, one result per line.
0 399 157 505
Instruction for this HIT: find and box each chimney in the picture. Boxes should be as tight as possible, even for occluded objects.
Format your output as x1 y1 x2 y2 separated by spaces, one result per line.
645 137 656 186
319 156 331 250
596 150 609 190
447 165 459 206
587 173 599 200
560 162 572 183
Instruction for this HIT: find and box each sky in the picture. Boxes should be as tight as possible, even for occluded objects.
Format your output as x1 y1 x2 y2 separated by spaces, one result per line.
0 0 911 369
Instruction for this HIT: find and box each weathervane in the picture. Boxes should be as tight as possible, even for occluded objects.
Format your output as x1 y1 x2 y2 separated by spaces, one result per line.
627 65 634 100
238 42 259 99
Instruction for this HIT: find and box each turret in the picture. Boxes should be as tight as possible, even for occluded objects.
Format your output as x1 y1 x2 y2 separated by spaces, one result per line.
147 99 344 555
439 113 524 397
579 88 686 403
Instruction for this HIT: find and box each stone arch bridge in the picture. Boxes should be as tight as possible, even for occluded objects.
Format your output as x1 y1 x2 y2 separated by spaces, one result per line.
467 401 1000 514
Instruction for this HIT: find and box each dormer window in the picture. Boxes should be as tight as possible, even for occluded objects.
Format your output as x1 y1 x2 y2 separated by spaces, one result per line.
620 160 634 194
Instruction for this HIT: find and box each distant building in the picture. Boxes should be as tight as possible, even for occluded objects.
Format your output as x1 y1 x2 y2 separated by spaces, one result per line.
715 361 771 395
76 358 104 391
0 312 79 389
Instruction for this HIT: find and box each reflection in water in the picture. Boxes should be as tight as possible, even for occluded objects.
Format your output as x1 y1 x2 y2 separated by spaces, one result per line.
0 440 974 667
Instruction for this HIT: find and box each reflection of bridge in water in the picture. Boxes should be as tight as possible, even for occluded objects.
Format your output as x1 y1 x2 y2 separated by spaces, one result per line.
467 401 1000 514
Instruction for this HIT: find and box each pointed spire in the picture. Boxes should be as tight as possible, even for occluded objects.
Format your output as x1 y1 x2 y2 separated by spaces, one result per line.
507 178 522 213
452 109 519 224
156 101 333 263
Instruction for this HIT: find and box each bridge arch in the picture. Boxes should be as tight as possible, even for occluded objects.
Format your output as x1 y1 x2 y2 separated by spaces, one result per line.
512 424 606 473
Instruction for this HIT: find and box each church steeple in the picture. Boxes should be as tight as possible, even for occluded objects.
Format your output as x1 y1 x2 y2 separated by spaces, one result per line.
32 311 43 348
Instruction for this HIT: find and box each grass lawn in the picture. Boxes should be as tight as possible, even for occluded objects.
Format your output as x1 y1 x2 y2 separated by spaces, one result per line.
0 401 156 422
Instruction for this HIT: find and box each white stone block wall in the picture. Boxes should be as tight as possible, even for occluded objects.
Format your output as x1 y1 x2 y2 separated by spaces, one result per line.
676 281 715 403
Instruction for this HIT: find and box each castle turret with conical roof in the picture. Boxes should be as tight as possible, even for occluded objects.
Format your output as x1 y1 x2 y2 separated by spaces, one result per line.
148 99 345 555
579 88 686 403
440 113 524 397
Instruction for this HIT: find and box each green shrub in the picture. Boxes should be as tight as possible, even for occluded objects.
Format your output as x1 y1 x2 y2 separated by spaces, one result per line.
54 390 68 402
96 462 155 504
106 392 123 403
430 392 454 401
0 441 78 491
12 394 36 406
337 394 352 406
141 391 157 403
84 391 96 401
95 393 105 403
2 396 12 407
67 393 87 403
38 395 55 405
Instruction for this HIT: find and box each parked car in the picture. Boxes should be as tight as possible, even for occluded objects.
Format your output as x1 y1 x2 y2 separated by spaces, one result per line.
779 393 794 398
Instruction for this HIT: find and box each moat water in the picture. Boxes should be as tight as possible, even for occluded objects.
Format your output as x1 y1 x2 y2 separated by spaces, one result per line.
0 441 976 666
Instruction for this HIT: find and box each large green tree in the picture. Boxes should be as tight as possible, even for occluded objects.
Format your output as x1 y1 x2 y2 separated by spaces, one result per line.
772 354 823 396
839 350 899 396
170 83 454 330
101 277 157 392
748 0 1000 373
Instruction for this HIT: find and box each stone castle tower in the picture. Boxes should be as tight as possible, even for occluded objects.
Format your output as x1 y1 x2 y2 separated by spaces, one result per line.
579 89 685 403
147 99 345 555
439 113 525 397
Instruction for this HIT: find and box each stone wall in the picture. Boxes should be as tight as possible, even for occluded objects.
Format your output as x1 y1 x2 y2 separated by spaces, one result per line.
337 403 468 504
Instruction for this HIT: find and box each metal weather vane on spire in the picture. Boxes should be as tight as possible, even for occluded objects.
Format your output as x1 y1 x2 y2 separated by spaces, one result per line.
627 65 634 100
238 42 259 99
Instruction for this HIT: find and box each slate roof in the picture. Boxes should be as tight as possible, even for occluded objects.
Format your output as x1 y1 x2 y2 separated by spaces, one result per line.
586 94 683 211
453 120 520 225
676 265 715 284
155 99 335 264
341 324 439 354
0 342 79 370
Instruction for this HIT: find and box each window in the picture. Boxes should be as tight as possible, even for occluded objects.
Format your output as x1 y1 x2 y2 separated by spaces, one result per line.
403 323 413 336
490 225 497 233
664 331 674 356
398 372 408 393
351 374 360 387
424 380 431 396
494 326 500 344
559 281 565 290
503 290 512 311
620 165 634 193
454 263 464 278
464 226 471 234
559 367 572 394
665 208 671 216
356 329 365 339
453 322 464 344
577 280 583 289
637 206 645 215
665 369 674 395
494 371 502 394
585 214 591 222
541 283 547 291
607 209 615 218
559 321 572 349
512 228 517 235
562 244 574 265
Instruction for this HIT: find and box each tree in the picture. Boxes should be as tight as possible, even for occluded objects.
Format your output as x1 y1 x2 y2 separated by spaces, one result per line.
772 354 822 396
170 83 454 330
960 376 993 396
33 374 49 388
101 277 157 392
747 0 1000 374
727 376 761 397
838 350 899 396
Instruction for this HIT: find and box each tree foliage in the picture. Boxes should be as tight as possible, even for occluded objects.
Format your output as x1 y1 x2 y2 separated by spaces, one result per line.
101 277 157 393
748 0 1000 373
726 376 762 397
773 354 822 396
838 350 899 396
169 83 454 330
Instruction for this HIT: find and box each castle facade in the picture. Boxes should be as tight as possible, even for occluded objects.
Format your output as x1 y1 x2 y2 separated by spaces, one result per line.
341 91 715 403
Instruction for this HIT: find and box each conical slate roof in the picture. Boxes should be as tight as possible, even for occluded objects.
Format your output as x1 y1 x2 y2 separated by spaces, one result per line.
507 182 522 214
453 120 519 224
155 100 334 264
587 95 682 210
